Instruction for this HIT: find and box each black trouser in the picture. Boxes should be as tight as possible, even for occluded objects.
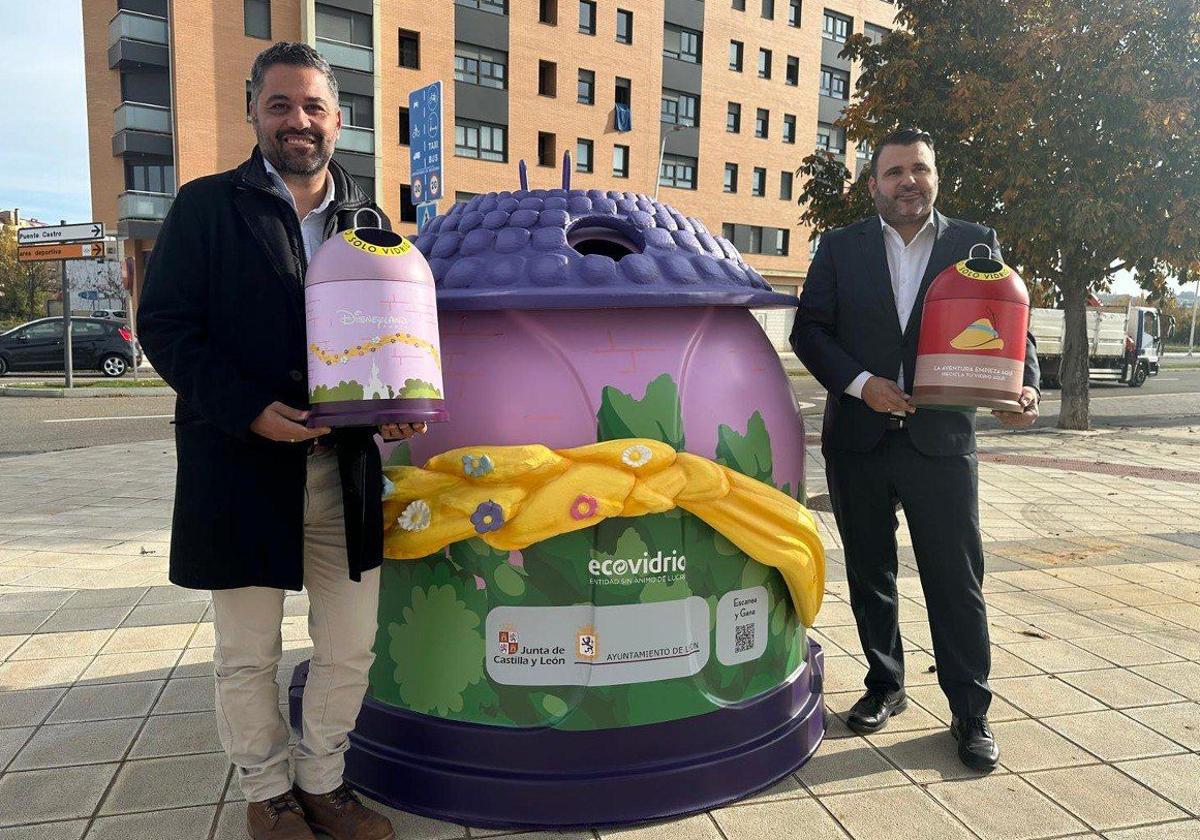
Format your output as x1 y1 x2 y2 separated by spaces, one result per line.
824 429 991 718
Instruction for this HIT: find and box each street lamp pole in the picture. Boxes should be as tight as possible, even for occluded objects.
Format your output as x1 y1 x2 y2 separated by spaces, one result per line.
654 124 686 201
1188 271 1199 357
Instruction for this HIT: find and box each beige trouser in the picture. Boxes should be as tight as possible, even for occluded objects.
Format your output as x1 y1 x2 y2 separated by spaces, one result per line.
211 448 380 802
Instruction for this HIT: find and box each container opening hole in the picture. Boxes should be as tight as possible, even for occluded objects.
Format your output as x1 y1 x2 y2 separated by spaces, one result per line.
354 228 406 248
567 217 645 260
965 257 1005 275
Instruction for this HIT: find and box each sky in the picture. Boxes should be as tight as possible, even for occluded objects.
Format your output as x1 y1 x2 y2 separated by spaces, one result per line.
0 2 1175 298
0 1 92 226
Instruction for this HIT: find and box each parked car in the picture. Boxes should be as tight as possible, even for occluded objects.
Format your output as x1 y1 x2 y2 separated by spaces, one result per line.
88 309 128 321
0 317 141 377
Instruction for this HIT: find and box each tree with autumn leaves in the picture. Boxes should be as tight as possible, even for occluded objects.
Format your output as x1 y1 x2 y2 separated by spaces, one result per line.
797 0 1200 429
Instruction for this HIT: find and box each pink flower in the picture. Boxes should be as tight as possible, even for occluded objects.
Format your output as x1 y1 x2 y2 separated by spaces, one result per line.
570 494 599 521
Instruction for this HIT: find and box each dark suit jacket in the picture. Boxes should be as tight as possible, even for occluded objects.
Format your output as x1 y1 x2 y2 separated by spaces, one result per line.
138 148 391 591
791 211 1040 457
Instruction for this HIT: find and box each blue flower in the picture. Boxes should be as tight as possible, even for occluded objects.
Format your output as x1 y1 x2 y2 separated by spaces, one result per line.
462 453 495 478
471 501 504 534
381 475 395 498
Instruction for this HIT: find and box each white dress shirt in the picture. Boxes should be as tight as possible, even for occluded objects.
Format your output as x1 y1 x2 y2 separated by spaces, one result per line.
845 213 938 399
262 155 336 264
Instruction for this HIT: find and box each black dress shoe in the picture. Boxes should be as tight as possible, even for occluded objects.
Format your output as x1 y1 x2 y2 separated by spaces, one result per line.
845 689 907 734
950 715 1000 771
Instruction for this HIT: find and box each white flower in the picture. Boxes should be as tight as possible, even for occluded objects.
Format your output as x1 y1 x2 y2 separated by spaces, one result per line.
396 500 431 532
621 444 653 468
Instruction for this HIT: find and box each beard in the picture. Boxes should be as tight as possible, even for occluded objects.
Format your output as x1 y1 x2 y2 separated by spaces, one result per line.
259 127 334 177
875 185 935 228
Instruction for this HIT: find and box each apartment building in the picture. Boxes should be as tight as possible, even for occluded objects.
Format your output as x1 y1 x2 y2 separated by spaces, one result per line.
84 0 897 344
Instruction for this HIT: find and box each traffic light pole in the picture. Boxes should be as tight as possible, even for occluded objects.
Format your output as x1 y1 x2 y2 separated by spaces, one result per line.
61 257 73 389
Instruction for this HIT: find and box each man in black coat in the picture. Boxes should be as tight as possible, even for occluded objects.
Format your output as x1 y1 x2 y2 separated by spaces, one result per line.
139 43 417 840
791 128 1040 771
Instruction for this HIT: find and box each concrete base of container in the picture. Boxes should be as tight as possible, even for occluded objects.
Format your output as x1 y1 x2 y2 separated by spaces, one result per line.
289 640 826 830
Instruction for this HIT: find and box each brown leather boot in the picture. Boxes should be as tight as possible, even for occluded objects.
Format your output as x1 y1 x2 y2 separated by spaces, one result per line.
246 791 316 840
293 783 395 840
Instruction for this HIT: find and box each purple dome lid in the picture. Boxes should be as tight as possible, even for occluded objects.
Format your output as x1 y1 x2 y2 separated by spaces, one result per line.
412 189 797 311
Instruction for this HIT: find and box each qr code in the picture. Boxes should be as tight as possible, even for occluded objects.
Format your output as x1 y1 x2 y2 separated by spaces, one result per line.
734 623 755 654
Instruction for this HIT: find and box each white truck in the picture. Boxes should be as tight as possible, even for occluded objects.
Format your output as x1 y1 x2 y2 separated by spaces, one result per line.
1030 304 1168 388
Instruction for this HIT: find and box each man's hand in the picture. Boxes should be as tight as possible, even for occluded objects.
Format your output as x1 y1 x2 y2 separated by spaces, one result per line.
993 386 1039 429
862 376 917 414
380 422 427 442
250 402 331 443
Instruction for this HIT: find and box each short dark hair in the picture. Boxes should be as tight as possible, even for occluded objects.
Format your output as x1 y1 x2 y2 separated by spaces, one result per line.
249 42 339 107
869 128 935 177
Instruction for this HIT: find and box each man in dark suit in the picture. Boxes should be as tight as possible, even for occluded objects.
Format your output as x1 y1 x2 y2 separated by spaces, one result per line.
791 128 1040 771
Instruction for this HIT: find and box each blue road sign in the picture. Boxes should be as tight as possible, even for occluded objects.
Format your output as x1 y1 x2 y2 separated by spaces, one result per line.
78 290 100 301
408 81 444 205
415 202 438 234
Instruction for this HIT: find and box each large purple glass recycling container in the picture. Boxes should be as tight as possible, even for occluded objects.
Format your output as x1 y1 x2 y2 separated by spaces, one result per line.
291 187 825 829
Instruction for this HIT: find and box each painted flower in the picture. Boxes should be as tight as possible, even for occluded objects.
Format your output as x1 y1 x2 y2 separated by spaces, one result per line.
396 500 431 532
570 494 599 521
387 584 485 715
381 475 396 498
621 444 653 469
462 453 495 478
471 500 504 533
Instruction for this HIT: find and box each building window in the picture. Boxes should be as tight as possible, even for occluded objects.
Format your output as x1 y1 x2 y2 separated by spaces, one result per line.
246 79 253 114
780 170 794 200
538 60 557 96
755 108 769 138
816 121 845 154
750 226 763 253
317 5 371 47
455 0 507 13
540 0 557 24
820 66 849 99
398 29 420 68
664 24 701 63
616 9 633 43
615 77 631 106
865 23 889 45
578 69 595 104
126 161 175 194
399 184 418 223
823 10 851 43
773 228 789 256
758 49 772 79
352 175 375 201
398 107 410 145
788 0 801 26
724 163 738 193
856 139 873 160
613 144 629 178
455 42 507 89
729 40 744 71
762 0 774 20
659 154 697 190
244 0 270 39
537 132 556 167
339 93 373 128
752 167 766 197
661 89 699 127
732 0 745 9
455 119 507 162
722 223 735 240
727 102 741 133
786 55 799 86
456 191 480 204
579 0 596 34
783 114 796 144
576 139 594 172
810 234 820 258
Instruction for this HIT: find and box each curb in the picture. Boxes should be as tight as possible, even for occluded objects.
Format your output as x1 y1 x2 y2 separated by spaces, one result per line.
0 385 175 398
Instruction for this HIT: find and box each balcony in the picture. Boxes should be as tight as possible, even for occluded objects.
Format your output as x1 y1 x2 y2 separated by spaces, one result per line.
118 191 173 221
114 102 171 134
336 125 375 154
107 11 169 69
316 37 372 72
112 102 173 157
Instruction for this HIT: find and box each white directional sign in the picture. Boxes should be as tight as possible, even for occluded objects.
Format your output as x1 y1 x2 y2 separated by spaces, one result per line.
17 222 105 246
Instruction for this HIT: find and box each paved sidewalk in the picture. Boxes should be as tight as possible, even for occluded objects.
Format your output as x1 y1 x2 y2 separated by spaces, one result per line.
1 424 1198 840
